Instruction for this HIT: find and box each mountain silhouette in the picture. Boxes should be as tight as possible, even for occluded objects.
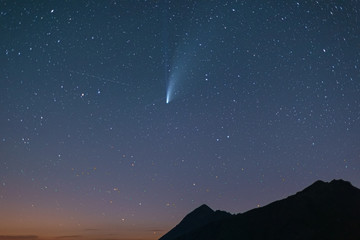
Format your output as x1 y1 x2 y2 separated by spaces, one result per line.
159 204 232 240
159 179 360 240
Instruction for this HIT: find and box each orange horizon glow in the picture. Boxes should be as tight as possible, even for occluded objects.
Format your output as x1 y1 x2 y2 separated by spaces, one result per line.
0 236 159 240
0 230 163 240
0 192 172 240
0 218 167 240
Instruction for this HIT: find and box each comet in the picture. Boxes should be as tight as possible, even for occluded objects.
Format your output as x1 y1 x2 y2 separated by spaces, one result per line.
165 63 184 104
166 77 175 104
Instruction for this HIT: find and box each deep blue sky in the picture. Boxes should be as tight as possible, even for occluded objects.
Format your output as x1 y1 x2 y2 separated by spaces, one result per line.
0 1 359 239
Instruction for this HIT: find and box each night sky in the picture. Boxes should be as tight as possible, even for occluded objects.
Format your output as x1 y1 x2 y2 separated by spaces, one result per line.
1 1 360 240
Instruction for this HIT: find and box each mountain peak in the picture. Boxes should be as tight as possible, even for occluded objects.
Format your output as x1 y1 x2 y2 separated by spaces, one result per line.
198 204 212 210
159 204 231 240
300 178 354 195
329 178 353 187
188 204 213 216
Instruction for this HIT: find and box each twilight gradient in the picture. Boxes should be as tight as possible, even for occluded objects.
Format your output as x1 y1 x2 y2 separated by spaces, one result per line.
1 1 360 240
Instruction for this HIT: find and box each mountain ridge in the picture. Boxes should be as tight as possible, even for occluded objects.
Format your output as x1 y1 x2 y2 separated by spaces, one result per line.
159 179 360 240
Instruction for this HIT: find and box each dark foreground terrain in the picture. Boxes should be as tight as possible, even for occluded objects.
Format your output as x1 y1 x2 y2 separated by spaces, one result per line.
160 179 360 240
